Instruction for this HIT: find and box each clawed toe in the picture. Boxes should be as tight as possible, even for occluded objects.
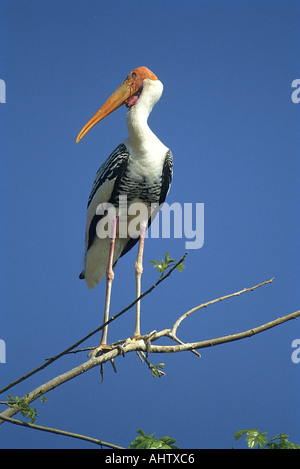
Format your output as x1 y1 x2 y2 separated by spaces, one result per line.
88 344 112 358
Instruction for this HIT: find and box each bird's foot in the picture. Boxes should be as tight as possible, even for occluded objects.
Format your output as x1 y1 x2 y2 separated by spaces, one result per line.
131 330 157 355
114 343 126 357
88 344 112 358
88 345 117 381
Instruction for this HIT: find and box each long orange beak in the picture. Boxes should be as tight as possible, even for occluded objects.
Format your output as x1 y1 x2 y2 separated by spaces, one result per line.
76 66 157 143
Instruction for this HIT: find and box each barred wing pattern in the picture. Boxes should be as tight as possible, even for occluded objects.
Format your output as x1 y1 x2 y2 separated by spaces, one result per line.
87 143 130 208
159 149 173 205
119 149 173 259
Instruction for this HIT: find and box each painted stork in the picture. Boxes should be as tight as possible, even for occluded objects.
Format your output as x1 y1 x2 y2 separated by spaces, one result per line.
76 67 173 354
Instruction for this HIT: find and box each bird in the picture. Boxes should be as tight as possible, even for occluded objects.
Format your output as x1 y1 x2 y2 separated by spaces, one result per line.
76 66 173 355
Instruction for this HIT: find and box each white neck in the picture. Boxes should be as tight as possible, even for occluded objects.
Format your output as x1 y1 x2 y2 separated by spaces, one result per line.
126 79 164 151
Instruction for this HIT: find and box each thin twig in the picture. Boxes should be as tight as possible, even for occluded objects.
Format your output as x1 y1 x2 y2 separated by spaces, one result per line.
0 414 124 449
152 309 300 353
167 332 201 357
171 277 274 335
137 351 166 377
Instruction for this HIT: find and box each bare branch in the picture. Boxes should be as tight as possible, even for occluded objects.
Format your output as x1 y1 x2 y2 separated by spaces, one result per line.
1 275 298 432
171 277 275 336
154 309 300 353
0 414 124 449
1 305 298 425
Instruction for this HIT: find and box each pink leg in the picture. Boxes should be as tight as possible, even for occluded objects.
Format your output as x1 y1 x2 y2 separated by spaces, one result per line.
99 216 118 347
132 221 147 338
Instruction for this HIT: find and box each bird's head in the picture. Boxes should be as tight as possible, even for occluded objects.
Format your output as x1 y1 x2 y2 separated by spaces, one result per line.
76 66 158 143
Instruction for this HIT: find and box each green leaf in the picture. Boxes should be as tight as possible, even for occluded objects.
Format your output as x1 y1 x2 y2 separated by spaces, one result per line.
148 440 163 449
150 252 185 278
6 393 47 424
176 263 185 272
234 429 249 441
129 429 180 450
233 428 300 450
245 429 268 448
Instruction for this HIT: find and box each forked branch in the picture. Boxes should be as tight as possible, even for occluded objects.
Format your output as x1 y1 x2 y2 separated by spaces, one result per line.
1 276 299 428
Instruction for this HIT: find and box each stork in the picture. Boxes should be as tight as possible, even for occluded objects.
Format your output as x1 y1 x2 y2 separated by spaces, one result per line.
76 67 173 355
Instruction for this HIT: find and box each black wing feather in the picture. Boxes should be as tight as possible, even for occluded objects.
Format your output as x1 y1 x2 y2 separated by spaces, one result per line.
87 143 130 208
86 144 130 250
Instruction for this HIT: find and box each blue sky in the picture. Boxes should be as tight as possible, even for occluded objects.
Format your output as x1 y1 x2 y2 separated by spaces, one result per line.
1 0 299 449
